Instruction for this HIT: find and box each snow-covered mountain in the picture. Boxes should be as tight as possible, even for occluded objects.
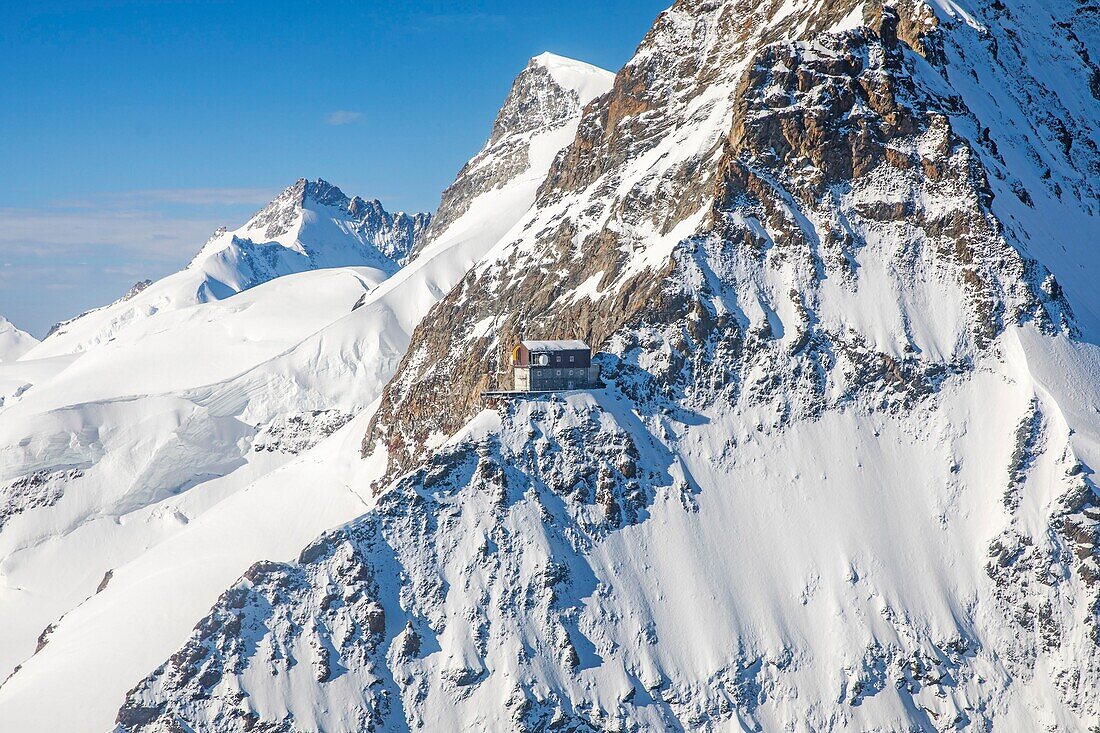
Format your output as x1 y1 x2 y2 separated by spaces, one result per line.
0 52 613 732
187 178 430 275
0 317 37 364
103 1 1100 731
3 0 1100 729
32 179 429 357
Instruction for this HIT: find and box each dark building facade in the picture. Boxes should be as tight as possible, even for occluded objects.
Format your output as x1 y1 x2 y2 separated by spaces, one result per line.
512 339 599 391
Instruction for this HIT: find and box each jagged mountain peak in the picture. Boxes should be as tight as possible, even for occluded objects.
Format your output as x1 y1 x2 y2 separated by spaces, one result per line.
237 178 346 240
186 177 431 275
230 177 427 248
346 194 380 218
271 177 356 207
424 53 614 244
284 176 347 205
486 51 614 147
32 180 431 356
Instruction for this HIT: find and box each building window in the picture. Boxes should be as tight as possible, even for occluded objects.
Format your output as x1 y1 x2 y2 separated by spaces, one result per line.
569 355 575 363
555 355 561 364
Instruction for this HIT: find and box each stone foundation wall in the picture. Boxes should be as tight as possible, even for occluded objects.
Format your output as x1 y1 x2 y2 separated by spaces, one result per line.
519 365 600 392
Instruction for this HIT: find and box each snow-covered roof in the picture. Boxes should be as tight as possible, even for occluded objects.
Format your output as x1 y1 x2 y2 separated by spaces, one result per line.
521 339 589 351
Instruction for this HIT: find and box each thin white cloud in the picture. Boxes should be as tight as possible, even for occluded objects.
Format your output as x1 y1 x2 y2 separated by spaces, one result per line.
119 187 276 206
326 110 364 126
0 192 279 335
54 187 277 209
0 207 226 258
0 186 280 262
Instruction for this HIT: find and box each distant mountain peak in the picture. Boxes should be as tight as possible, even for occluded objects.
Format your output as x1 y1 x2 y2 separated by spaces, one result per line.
291 177 350 208
186 179 431 276
35 179 431 354
242 178 351 240
0 315 39 363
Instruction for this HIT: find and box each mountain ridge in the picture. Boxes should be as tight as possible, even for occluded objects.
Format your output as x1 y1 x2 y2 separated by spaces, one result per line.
190 178 430 271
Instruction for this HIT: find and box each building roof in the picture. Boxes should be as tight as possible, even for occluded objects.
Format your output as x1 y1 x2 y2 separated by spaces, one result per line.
521 339 589 352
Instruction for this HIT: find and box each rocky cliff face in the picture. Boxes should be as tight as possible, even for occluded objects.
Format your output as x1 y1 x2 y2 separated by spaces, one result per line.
364 0 1084 476
115 1 1100 731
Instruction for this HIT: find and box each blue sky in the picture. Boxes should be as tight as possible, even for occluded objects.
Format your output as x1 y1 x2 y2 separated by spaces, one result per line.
0 0 667 336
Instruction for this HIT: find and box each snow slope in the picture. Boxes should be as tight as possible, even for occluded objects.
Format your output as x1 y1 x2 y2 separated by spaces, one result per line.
0 53 612 733
0 266 380 703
